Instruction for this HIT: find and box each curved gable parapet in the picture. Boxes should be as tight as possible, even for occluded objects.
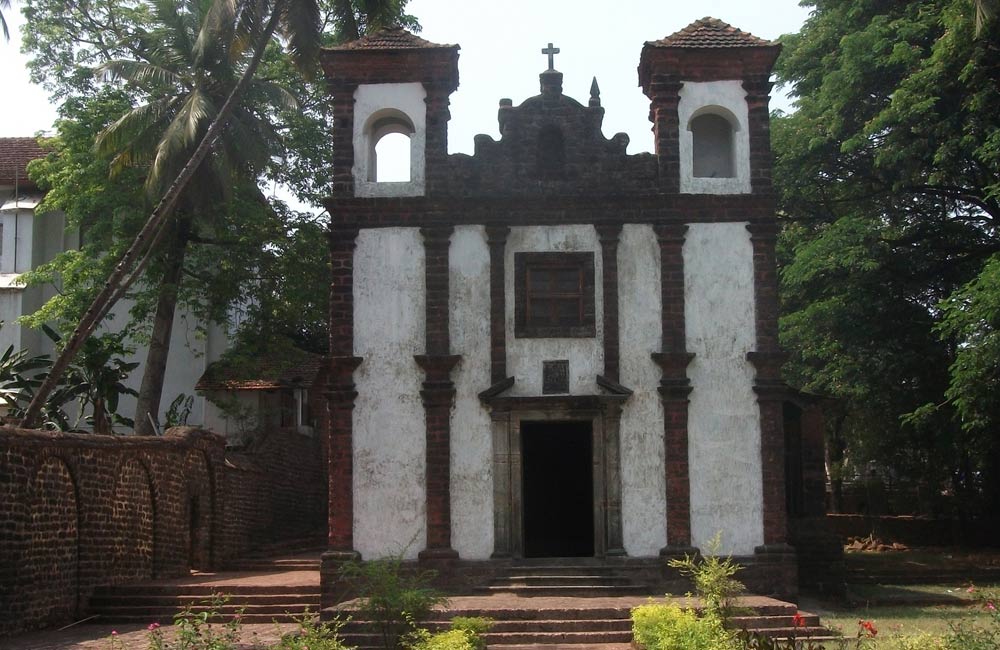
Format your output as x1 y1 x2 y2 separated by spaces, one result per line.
443 90 659 196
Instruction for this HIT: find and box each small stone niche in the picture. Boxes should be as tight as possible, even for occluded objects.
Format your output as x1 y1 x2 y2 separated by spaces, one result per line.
542 360 570 394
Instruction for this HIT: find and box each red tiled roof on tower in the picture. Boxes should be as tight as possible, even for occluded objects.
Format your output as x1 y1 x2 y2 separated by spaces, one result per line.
0 137 49 188
329 26 457 50
647 17 774 49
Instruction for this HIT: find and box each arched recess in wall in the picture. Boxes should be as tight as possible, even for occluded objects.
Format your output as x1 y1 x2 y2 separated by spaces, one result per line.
366 109 414 182
536 124 567 179
24 456 79 623
111 458 155 582
689 107 738 179
185 450 214 571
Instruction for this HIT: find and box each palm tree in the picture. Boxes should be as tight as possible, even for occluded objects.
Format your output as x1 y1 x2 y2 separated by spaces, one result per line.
19 0 412 431
976 0 998 34
94 0 298 435
19 0 320 430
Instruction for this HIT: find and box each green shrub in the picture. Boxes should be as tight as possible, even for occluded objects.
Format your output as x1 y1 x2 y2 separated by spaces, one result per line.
666 532 746 621
339 555 448 650
448 617 493 650
273 610 350 650
632 602 737 650
405 628 478 650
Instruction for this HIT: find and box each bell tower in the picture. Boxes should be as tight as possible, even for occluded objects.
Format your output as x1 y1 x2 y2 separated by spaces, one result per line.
638 18 781 194
321 28 460 198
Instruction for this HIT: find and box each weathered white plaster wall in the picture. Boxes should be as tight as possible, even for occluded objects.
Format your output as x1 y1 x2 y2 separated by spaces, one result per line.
684 221 763 555
0 203 37 274
0 194 225 432
506 226 603 396
0 287 23 353
448 225 494 559
353 228 427 559
618 224 667 556
352 83 426 198
678 81 751 195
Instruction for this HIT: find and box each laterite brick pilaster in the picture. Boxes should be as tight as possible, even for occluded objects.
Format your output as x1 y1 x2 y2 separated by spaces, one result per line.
651 223 697 555
743 77 775 194
645 75 683 193
746 221 790 549
486 225 510 384
328 82 358 197
596 224 622 382
417 226 461 559
323 228 362 608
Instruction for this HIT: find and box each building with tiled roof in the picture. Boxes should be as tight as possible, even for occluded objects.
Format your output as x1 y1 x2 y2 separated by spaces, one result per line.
646 17 775 49
196 348 327 440
327 25 457 50
0 137 49 190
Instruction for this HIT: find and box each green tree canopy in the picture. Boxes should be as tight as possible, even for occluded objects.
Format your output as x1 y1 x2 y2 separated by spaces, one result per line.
774 0 1000 517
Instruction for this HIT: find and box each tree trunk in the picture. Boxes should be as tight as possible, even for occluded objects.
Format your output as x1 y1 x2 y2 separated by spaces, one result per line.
19 2 287 429
133 219 190 436
826 412 847 514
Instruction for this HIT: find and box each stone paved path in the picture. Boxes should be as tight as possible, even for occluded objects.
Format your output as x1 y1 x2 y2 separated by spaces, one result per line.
0 622 300 650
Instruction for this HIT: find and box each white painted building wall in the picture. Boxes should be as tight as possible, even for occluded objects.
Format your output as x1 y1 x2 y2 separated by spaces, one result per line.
684 221 763 555
448 225 494 559
617 224 668 557
505 226 603 396
353 227 427 559
349 221 764 560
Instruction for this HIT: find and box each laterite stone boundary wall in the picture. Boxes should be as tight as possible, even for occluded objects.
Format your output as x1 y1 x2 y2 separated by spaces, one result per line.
0 425 325 637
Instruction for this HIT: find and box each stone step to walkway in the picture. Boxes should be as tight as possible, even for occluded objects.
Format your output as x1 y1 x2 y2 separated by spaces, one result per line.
91 583 319 597
88 581 321 624
492 575 635 586
329 597 834 649
477 585 651 596
89 593 320 608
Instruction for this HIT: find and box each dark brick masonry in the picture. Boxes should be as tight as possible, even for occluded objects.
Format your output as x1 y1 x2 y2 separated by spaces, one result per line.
0 425 325 637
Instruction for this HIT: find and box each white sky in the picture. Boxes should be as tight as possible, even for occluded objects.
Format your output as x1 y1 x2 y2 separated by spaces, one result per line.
0 1 811 170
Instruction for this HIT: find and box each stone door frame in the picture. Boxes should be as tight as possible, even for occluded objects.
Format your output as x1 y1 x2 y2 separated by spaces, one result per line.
485 395 628 559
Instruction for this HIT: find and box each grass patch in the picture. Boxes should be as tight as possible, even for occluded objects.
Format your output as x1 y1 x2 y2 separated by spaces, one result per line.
806 600 992 638
847 583 999 603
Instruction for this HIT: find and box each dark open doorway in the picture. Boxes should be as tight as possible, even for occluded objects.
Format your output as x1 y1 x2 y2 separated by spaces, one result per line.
521 420 594 557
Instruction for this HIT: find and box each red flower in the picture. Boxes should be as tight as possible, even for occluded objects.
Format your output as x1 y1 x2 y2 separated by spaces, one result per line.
859 620 878 637
793 612 806 628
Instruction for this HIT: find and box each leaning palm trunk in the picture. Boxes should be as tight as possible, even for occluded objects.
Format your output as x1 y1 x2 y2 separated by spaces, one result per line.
20 2 287 431
133 218 190 435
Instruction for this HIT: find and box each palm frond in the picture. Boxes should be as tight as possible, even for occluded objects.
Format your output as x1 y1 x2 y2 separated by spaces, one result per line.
975 0 998 35
0 0 10 43
96 59 185 89
250 79 299 113
279 0 321 76
232 0 269 57
152 0 197 65
193 0 238 67
149 89 216 194
96 98 178 176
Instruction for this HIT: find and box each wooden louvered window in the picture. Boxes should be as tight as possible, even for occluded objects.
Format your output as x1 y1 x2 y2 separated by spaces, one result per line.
514 252 595 338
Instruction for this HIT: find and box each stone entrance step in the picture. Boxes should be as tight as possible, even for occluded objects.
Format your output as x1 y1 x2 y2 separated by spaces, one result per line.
479 560 655 597
326 595 836 649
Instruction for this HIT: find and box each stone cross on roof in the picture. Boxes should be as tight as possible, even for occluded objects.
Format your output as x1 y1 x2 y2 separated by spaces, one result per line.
541 42 560 70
